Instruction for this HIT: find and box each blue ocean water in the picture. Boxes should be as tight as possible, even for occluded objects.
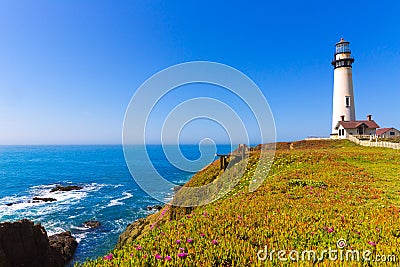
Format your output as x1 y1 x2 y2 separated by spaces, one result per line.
0 144 232 265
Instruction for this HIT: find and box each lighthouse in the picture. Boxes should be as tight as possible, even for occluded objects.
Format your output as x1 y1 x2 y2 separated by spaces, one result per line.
331 38 355 135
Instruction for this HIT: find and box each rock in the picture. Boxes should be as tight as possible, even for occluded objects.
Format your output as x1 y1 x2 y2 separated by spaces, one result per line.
0 219 77 267
5 203 13 206
83 220 101 229
32 197 57 203
50 185 83 192
116 218 149 249
147 205 163 211
49 231 78 264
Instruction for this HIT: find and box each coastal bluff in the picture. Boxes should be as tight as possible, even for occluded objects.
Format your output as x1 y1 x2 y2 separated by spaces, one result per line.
0 219 77 267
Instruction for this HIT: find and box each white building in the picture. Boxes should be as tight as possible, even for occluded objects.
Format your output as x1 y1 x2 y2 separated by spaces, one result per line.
376 127 400 138
334 115 380 139
331 38 356 137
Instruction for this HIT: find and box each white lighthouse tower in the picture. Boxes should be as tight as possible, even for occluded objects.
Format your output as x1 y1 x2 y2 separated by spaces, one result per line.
331 38 356 135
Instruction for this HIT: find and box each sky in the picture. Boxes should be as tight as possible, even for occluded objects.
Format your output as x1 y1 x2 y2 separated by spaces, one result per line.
0 0 399 145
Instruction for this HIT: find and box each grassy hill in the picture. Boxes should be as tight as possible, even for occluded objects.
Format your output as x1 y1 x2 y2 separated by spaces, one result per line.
78 140 400 266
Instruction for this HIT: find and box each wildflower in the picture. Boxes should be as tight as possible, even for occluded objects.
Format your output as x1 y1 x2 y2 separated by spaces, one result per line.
341 215 345 222
155 254 163 259
187 238 193 243
238 215 242 221
187 215 192 218
212 239 218 245
376 227 380 232
203 211 208 216
179 247 185 251
178 252 188 258
165 255 172 261
103 253 113 260
327 227 334 233
143 255 147 259
176 239 181 244
368 241 377 247
310 231 315 235
136 245 142 250
200 233 205 237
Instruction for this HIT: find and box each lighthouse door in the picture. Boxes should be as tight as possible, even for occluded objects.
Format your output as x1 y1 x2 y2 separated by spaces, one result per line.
358 126 364 135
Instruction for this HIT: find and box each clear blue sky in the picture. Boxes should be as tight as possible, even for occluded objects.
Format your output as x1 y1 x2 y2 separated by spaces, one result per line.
1 0 399 145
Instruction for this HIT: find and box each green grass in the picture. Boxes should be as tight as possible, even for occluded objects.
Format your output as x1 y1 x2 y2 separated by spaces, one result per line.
78 140 400 266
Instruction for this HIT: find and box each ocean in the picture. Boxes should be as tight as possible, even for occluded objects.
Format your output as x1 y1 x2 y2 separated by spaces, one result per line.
0 144 232 265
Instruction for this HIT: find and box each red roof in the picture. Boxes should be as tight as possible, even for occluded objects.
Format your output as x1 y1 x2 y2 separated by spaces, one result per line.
336 120 380 130
376 128 397 135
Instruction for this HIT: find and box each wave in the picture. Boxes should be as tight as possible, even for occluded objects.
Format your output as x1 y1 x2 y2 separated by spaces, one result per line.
106 192 133 207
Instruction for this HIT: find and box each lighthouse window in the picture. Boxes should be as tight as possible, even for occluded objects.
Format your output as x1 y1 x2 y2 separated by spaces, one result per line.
345 96 351 107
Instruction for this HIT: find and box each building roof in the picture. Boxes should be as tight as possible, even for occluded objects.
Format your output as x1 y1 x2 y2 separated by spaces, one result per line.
376 127 398 136
335 120 380 130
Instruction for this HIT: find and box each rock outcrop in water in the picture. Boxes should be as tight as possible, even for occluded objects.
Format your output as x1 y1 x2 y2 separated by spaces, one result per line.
83 220 101 229
50 185 83 192
0 219 77 267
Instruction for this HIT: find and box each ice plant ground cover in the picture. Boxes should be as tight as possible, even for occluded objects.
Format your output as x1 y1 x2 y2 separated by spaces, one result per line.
78 140 400 266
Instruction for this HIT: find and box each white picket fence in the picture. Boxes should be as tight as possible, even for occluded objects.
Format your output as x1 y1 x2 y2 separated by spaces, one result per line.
348 134 400 150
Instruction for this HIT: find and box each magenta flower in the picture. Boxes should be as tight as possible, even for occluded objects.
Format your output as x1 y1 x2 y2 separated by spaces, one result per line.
327 227 334 233
143 255 147 259
368 241 377 247
175 239 181 244
165 255 172 261
136 245 142 250
203 211 208 216
211 239 218 245
179 247 185 251
178 252 188 258
376 227 381 232
200 233 205 237
187 238 193 243
155 254 163 259
103 253 113 260
187 215 192 218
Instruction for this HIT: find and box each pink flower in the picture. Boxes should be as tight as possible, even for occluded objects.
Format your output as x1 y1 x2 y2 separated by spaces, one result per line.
103 253 113 260
165 255 172 261
327 227 334 233
175 239 181 244
136 245 142 250
178 252 188 258
143 255 147 259
341 215 345 222
187 215 192 218
212 239 218 245
376 227 380 232
200 233 205 237
155 254 163 259
179 247 185 251
238 215 242 221
310 231 315 235
187 238 193 243
203 211 208 216
368 241 377 247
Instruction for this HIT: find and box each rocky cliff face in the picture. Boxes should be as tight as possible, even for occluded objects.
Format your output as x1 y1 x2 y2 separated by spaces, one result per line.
0 219 77 267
